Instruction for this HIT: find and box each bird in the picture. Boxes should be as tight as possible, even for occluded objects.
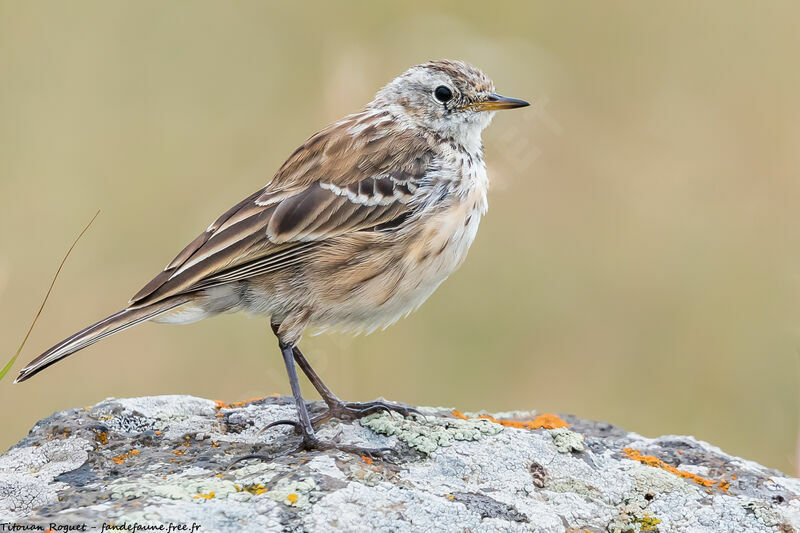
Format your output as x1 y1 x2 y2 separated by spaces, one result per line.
14 59 529 457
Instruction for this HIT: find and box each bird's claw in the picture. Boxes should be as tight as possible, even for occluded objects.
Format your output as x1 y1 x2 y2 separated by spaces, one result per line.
323 399 422 423
298 435 397 459
225 436 397 470
257 419 302 435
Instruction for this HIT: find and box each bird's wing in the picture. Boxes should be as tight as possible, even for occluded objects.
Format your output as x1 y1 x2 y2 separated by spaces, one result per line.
129 111 436 307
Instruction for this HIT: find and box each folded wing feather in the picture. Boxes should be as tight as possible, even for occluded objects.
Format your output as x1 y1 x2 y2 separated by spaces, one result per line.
128 111 435 308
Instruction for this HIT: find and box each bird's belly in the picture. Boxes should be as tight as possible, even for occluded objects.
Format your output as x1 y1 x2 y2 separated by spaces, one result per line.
308 198 485 334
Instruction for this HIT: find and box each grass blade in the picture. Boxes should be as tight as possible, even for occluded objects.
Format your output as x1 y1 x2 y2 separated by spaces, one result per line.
0 210 100 383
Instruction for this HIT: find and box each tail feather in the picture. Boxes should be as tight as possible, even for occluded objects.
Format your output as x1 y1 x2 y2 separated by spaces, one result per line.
14 295 193 383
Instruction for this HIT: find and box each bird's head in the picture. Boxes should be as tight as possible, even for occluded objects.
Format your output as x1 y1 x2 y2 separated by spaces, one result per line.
372 60 529 149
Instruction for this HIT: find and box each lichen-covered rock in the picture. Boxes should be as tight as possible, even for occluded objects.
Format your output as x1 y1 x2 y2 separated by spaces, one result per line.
1 395 799 532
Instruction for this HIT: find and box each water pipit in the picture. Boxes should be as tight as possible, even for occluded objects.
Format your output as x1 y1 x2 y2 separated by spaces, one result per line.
15 60 529 458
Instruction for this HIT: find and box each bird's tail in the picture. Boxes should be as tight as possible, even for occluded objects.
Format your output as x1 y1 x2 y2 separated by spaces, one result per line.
14 294 193 383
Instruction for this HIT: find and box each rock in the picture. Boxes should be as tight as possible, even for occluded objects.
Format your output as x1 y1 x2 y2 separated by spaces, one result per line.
1 395 798 532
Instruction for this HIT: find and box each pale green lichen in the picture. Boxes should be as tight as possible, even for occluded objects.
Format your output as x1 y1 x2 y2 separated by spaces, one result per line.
549 427 585 453
268 476 317 508
347 463 386 487
632 465 697 495
110 473 240 501
360 413 502 455
545 478 601 499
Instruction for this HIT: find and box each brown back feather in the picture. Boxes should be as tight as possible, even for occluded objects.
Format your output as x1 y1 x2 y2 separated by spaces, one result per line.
129 110 436 308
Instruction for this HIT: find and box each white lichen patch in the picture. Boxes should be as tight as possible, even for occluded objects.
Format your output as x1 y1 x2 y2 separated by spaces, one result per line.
360 412 502 454
549 427 585 453
0 437 92 517
305 455 346 480
98 395 217 420
474 409 539 420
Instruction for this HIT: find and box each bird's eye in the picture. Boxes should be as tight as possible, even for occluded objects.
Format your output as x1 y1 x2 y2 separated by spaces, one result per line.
434 85 453 103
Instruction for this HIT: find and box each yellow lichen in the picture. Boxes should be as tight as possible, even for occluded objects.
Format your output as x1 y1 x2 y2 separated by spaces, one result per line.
286 493 299 504
236 483 267 496
194 491 215 500
635 515 662 531
94 431 109 445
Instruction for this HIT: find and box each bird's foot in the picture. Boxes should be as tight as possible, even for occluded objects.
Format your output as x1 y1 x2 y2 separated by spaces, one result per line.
298 434 395 458
314 399 422 426
257 399 419 437
226 431 395 470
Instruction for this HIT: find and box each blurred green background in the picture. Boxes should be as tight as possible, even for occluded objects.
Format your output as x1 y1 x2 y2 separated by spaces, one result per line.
1 1 799 474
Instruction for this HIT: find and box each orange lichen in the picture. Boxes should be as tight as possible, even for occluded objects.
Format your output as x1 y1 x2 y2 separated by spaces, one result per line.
155 430 162 435
111 449 139 464
232 397 267 407
360 455 374 465
173 450 184 456
94 431 109 445
452 410 569 430
286 493 299 504
214 396 268 410
622 448 729 492
194 491 215 500
445 494 455 501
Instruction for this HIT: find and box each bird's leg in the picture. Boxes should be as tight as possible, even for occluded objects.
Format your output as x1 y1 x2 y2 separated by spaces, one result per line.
229 341 395 469
280 342 317 447
267 321 418 426
292 345 421 425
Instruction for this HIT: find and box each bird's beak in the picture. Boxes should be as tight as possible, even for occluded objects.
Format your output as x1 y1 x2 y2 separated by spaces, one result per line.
461 93 530 112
